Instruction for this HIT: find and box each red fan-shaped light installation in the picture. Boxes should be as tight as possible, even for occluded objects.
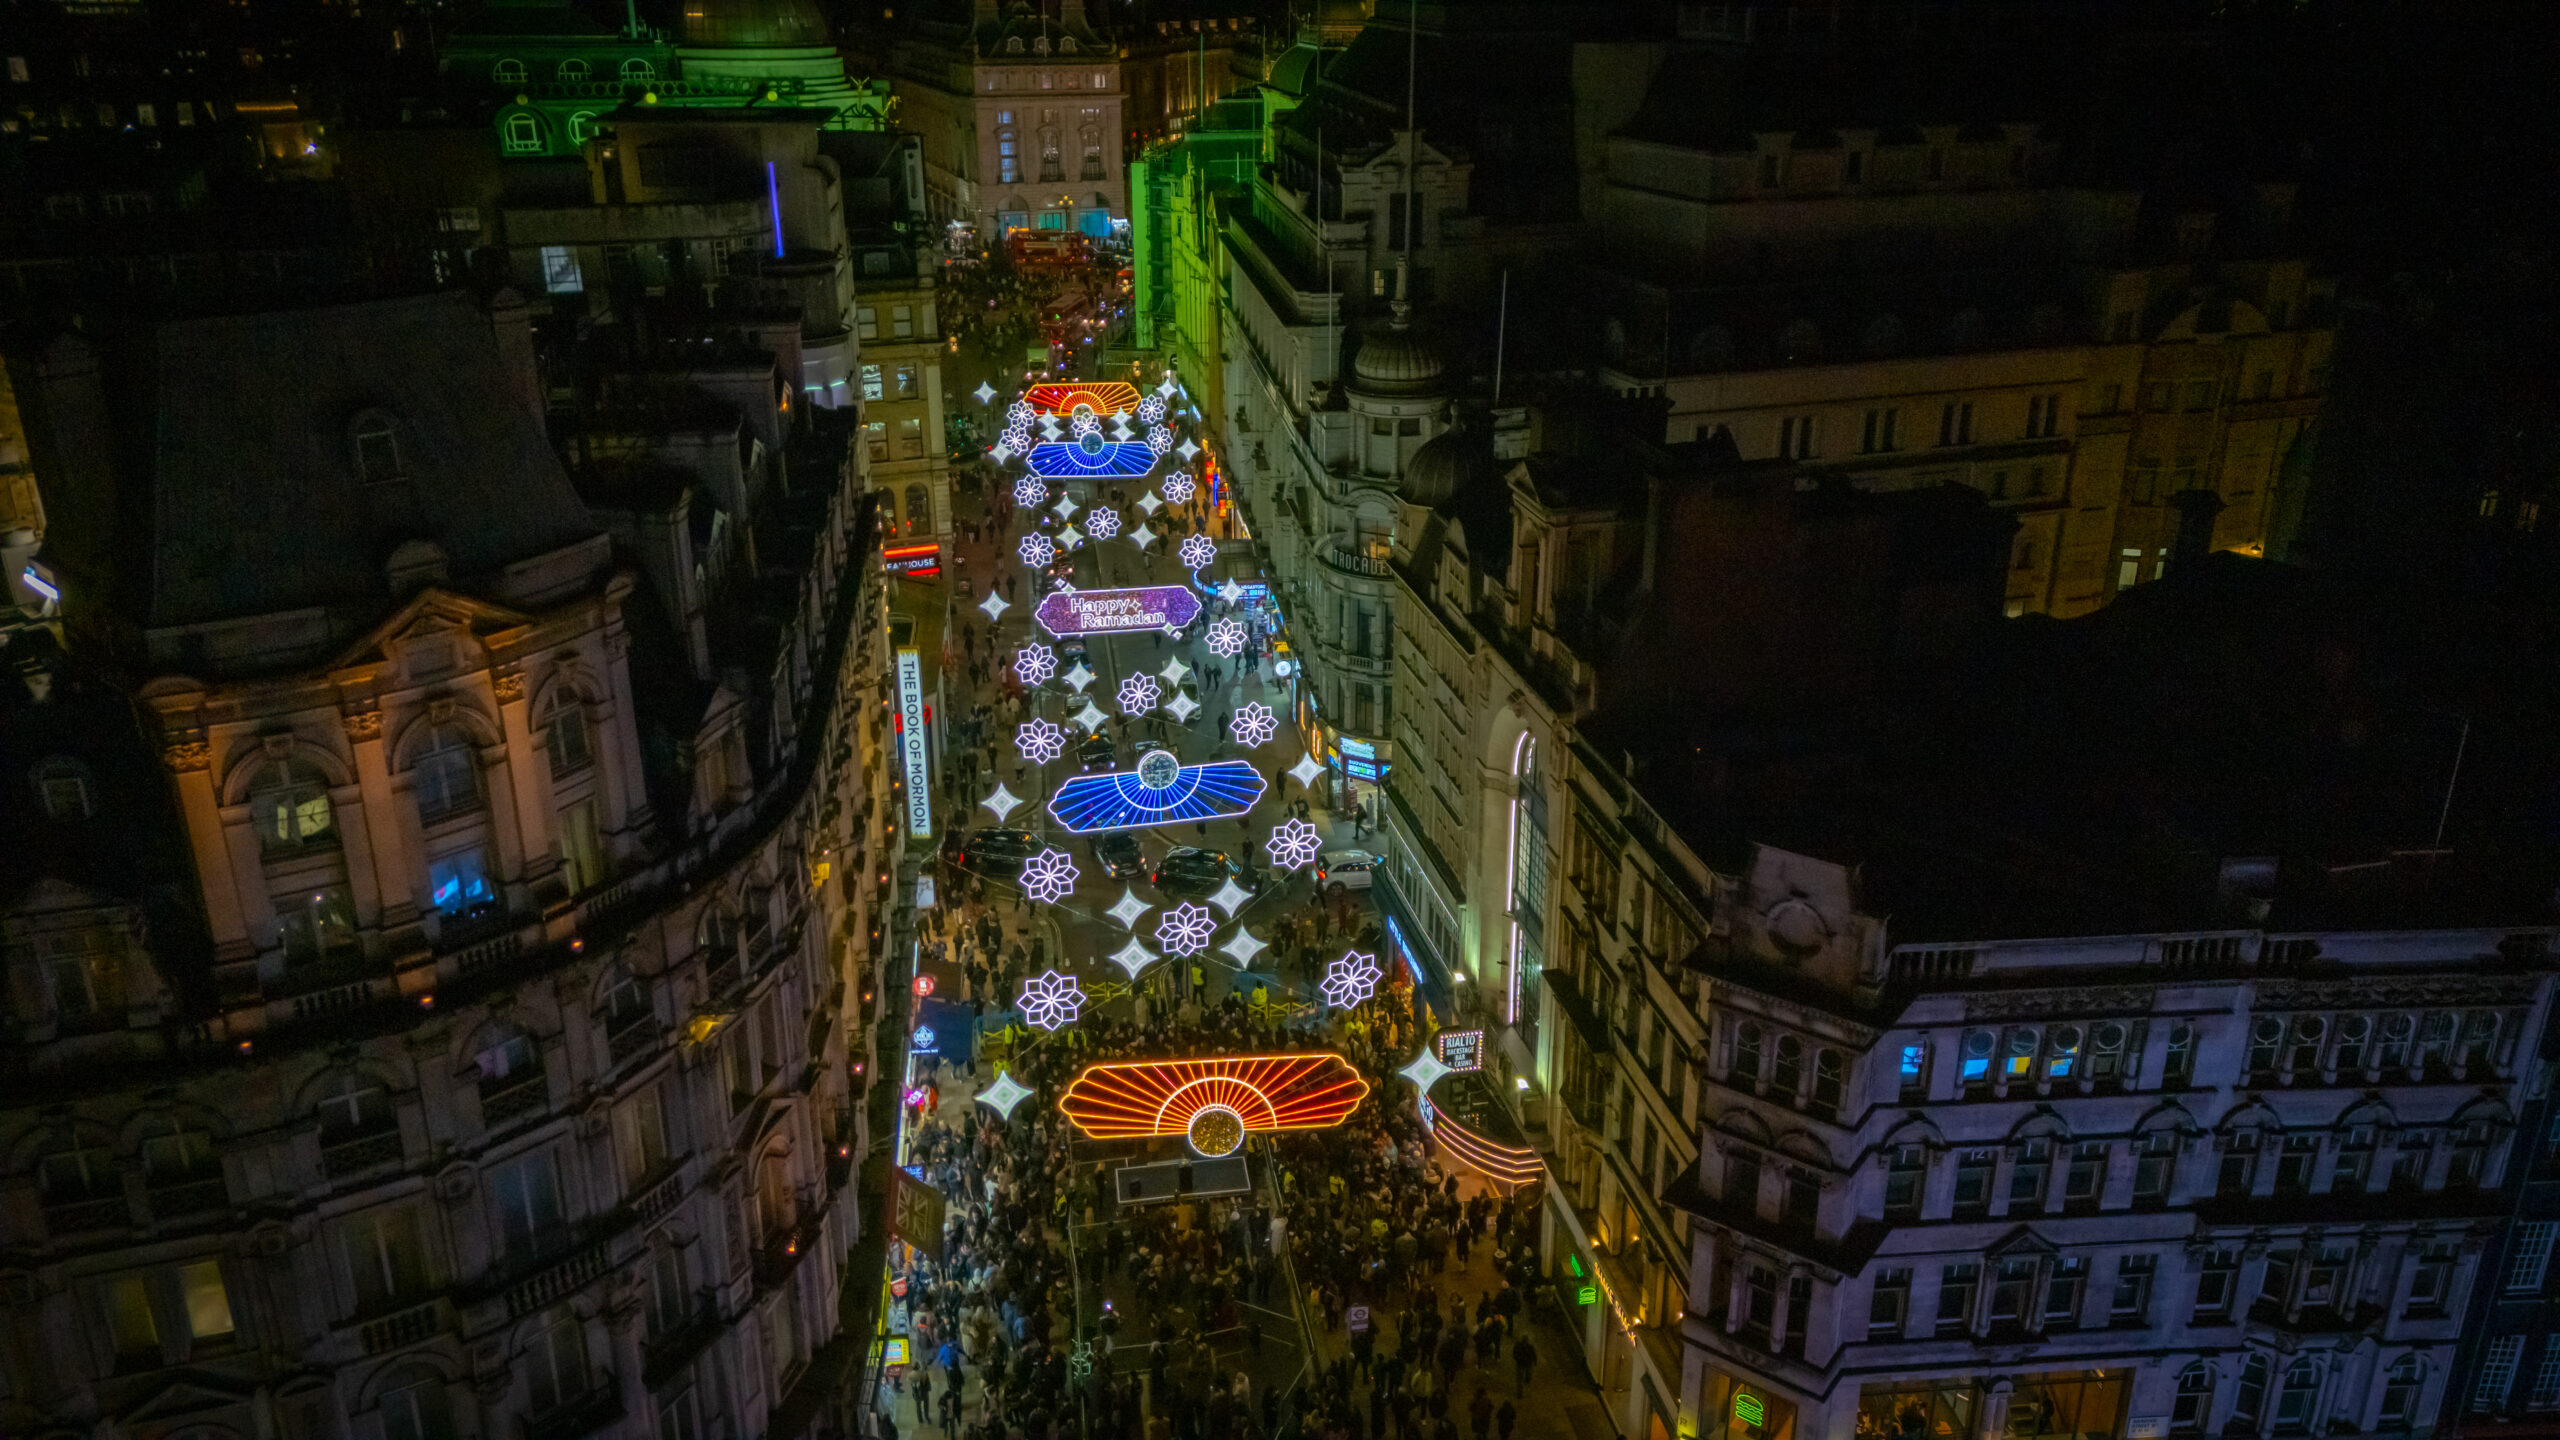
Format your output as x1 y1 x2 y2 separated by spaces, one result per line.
1058 1054 1370 1144
1025 381 1142 417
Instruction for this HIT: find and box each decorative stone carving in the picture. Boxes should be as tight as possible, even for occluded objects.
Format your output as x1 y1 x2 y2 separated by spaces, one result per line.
1964 986 2156 1021
493 673 527 703
2257 974 2540 1010
162 740 212 772
343 710 384 742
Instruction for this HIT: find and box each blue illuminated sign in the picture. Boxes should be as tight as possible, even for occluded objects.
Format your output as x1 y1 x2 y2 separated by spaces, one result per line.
1026 436 1157 480
1047 750 1270 833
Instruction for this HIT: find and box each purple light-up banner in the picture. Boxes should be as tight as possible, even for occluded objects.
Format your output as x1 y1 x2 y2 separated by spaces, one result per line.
1034 586 1203 637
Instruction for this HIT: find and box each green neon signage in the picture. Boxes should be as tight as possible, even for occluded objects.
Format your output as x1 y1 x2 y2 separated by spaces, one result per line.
1577 1284 1598 1305
1734 1392 1765 1428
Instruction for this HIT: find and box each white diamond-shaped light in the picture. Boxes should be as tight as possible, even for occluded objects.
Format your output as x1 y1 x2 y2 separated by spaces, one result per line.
1398 1049 1452 1093
990 443 1014 464
1015 474 1046 507
1138 491 1163 515
1019 969 1085 1031
1020 533 1055 567
1016 717 1066 764
1267 816 1322 871
1128 523 1156 551
1218 577 1247 605
1020 847 1080 904
980 783 1025 822
1039 414 1063 440
978 1068 1035 1118
1230 702 1278 748
1159 655 1190 686
978 589 1011 622
1289 753 1326 789
1063 661 1096 694
1156 902 1215 957
1117 672 1160 716
1109 937 1159 979
1207 878 1252 917
1164 691 1199 723
1073 700 1110 732
1157 375 1180 398
1053 493 1080 522
1014 643 1057 685
1321 950 1383 1010
1219 927 1268 968
1107 888 1151 929
1110 416 1134 441
1060 528 1084 551
1177 438 1201 462
974 381 998 405
1179 534 1216 570
1205 617 1246 658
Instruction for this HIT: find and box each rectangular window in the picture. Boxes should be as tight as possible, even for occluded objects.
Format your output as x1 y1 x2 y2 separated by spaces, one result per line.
864 421 889 462
1953 1148 1995 1214
1936 1263 1977 1334
2010 1139 2050 1208
856 306 878 340
2408 1244 2455 1317
541 245 583 295
2184 379 2217 411
2145 381 2175 412
2531 1343 2560 1411
1938 401 1973 446
898 417 924 457
1884 1147 1926 1218
1870 1268 1910 1336
1861 407 1899 453
2111 1254 2154 1323
106 1275 160 1361
861 364 885 402
427 849 495 918
345 1207 427 1314
2477 1335 2526 1412
2275 1134 2319 1194
179 1260 234 1341
1899 1042 1929 1100
893 305 915 338
2043 1258 2085 1328
1724 1151 1760 1211
1779 415 1815 459
1988 1258 2036 1329
2133 1132 2177 1205
2511 1222 2559 1294
2065 1143 2106 1205
896 365 919 398
489 1151 566 1262
2192 1248 2237 1320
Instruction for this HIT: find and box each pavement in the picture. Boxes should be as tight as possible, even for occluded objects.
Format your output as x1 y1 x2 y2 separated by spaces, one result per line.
872 314 1613 1440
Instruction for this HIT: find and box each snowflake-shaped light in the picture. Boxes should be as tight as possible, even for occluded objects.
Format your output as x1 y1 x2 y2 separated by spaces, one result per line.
1014 644 1057 686
1147 425 1174 455
1019 969 1086 1031
1020 848 1080 904
1204 617 1247 657
1155 902 1215 958
1085 507 1121 541
1008 400 1033 425
1117 672 1160 715
1020 532 1055 567
1321 951 1383 1010
1139 395 1167 425
1017 717 1066 764
1267 816 1322 871
1161 472 1196 505
1015 474 1047 507
1179 534 1217 570
1071 412 1101 438
1230 701 1277 747
1004 421 1032 446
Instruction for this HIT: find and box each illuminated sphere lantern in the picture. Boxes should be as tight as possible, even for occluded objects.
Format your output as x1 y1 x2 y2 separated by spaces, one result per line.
1057 1053 1370 1149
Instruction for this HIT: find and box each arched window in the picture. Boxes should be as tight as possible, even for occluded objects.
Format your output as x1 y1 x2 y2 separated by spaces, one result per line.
2172 1362 2215 1433
317 1071 396 1143
2232 1355 2270 1432
526 1309 589 1414
412 724 480 822
37 1133 120 1219
32 755 94 820
353 412 402 482
568 111 601 144
1811 1049 1845 1115
1771 1034 1804 1098
2275 1358 2321 1434
380 1361 457 1440
502 112 543 155
492 59 527 83
140 1115 226 1216
2379 1357 2424 1427
1732 1021 1762 1084
556 58 590 81
539 690 592 776
250 757 336 853
474 1021 545 1124
620 59 654 81
699 908 737 963
598 964 652 1043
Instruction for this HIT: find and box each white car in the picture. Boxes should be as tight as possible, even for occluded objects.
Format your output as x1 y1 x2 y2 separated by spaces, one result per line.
1316 849 1380 893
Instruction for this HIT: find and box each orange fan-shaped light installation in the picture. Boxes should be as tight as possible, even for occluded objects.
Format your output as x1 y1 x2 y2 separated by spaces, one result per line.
1058 1054 1370 1148
1025 381 1142 418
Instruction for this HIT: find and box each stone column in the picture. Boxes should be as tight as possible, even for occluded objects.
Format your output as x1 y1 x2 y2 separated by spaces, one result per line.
495 672 556 886
347 710 418 927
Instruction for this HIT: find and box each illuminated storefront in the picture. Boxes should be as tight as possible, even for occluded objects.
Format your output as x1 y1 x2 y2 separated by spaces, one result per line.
1704 1373 1797 1440
1851 1371 2127 1440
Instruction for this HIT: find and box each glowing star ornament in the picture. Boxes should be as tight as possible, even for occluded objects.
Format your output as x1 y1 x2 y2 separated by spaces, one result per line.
1073 700 1110 732
974 381 998 405
1207 878 1252 917
1398 1049 1453 1093
1137 491 1163 516
1289 753 1326 789
1109 416 1134 442
1267 816 1322 871
1179 534 1216 570
1014 643 1058 685
1157 375 1181 398
977 1069 1035 1119
989 443 1015 464
1218 577 1247 605
978 589 1011 623
1128 523 1157 551
1085 507 1121 541
1059 528 1084 552
1038 415 1063 441
1230 702 1278 748
1106 888 1152 929
1159 655 1191 686
1321 951 1384 1010
1164 691 1200 723
1016 717 1066 764
1014 473 1046 504
1108 937 1158 979
1219 927 1269 968
1177 439 1202 463
1147 426 1174 455
1062 661 1097 693
980 783 1025 822
1204 619 1246 658
1156 902 1216 957
1053 493 1081 523
1020 533 1056 567
1162 473 1197 505
1117 672 1160 716
1139 395 1167 425
1020 847 1080 904
1018 969 1086 1031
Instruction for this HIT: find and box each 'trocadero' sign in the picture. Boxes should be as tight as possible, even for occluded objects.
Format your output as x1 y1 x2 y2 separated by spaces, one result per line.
1033 585 1204 637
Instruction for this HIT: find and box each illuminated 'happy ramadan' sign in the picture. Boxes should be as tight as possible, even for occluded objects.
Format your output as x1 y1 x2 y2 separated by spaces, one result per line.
1034 585 1204 638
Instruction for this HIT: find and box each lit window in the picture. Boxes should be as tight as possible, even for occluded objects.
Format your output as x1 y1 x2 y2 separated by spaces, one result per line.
249 758 336 853
278 886 359 968
502 112 542 154
621 59 654 81
557 58 590 81
353 414 402 482
492 59 526 83
540 690 592 775
861 364 885 402
179 1260 234 1340
429 849 497 918
541 245 583 294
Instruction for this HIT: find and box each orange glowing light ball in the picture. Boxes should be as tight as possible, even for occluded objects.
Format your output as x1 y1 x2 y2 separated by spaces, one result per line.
1058 1053 1369 1153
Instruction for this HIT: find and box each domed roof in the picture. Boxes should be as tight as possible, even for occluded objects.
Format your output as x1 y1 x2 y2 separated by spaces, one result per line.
1351 309 1443 398
1402 419 1494 507
678 0 829 48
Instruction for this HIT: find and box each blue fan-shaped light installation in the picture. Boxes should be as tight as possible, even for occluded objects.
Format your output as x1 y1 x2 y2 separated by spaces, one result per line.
1027 434 1159 480
1048 748 1270 833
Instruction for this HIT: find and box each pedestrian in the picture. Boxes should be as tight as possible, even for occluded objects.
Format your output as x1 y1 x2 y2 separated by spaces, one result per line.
1497 1399 1518 1439
1511 1334 1536 1396
1470 1388 1495 1440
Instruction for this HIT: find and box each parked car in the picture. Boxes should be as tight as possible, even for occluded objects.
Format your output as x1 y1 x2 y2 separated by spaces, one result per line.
1094 831 1147 879
945 827 1045 878
1077 732 1119 771
1316 849 1380 893
1061 636 1092 670
1151 846 1243 899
